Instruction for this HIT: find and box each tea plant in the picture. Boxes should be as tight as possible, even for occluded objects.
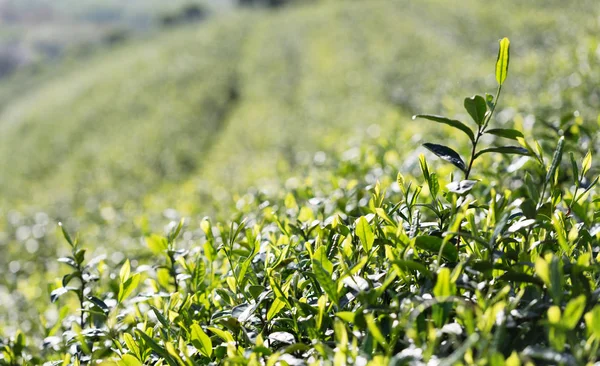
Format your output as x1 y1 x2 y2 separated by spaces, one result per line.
414 38 529 182
3 37 600 366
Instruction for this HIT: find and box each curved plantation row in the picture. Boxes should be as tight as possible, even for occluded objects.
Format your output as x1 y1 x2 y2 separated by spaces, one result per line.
3 39 600 365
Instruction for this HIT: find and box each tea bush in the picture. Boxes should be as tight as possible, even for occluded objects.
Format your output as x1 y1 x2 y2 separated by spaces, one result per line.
3 36 600 365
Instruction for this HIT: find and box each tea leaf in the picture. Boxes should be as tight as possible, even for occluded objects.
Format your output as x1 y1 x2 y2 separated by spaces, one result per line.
119 259 131 283
545 136 565 185
190 324 213 357
423 143 466 172
312 260 338 305
562 295 586 330
463 95 487 126
415 235 458 262
486 128 524 140
118 273 140 303
474 146 529 159
118 354 143 366
413 114 475 142
356 216 374 253
495 37 510 85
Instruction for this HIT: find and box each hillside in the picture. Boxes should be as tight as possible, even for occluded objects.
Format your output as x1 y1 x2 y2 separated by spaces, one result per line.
1 0 597 213
1 0 599 347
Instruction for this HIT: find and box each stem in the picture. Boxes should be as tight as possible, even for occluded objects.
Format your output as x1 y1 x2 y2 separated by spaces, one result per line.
464 85 502 180
464 132 481 180
77 261 86 329
169 254 179 292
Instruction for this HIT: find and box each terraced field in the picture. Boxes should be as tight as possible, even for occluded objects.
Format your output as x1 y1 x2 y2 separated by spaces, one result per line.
1 0 599 363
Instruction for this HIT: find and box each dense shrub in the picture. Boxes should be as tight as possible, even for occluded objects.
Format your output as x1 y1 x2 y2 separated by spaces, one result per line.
2 37 600 365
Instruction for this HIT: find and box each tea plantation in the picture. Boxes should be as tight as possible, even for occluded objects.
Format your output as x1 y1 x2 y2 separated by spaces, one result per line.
1 0 600 364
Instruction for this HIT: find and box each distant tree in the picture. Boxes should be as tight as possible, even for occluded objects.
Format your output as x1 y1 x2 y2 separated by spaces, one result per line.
0 49 21 79
103 29 130 46
237 0 311 8
159 4 207 28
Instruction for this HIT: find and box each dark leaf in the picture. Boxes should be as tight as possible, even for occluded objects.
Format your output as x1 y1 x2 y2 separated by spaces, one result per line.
423 143 466 172
392 260 433 278
74 249 86 265
522 346 576 365
569 152 579 186
463 95 487 125
415 235 458 262
474 146 530 159
413 115 474 142
87 296 109 315
62 272 80 287
546 136 565 184
499 271 543 286
486 128 524 140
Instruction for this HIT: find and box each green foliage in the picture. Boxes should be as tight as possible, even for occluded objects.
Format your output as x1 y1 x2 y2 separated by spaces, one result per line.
2 0 600 365
415 37 531 180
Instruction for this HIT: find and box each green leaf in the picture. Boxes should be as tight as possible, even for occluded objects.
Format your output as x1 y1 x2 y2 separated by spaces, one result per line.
168 218 184 242
267 297 287 321
74 249 86 265
486 128 524 140
392 260 433 279
535 257 550 287
474 146 529 159
190 324 213 357
13 330 25 356
118 273 140 303
146 234 168 255
413 114 474 142
336 311 356 323
586 306 600 338
123 333 140 360
433 268 456 298
569 152 579 186
495 37 510 85
499 271 543 286
120 259 131 283
429 172 440 198
485 93 495 109
206 327 235 343
582 150 592 177
546 136 565 185
58 222 74 247
463 95 487 125
191 257 206 292
364 314 388 348
118 354 143 366
134 329 177 366
312 260 338 305
562 295 586 330
355 216 374 253
415 235 458 262
423 143 466 172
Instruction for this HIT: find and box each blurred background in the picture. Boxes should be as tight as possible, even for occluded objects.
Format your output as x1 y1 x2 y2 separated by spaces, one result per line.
0 0 599 340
